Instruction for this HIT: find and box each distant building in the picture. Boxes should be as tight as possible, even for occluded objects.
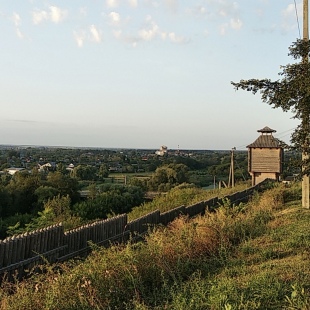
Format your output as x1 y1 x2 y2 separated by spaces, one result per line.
66 163 75 172
6 167 26 175
155 145 168 156
38 162 56 172
247 126 283 186
282 175 298 185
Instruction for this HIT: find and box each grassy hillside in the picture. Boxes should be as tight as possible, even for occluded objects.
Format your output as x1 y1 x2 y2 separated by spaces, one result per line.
128 181 251 221
0 182 309 309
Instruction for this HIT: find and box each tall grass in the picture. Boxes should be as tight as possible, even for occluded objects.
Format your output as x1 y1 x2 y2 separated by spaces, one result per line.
128 181 251 221
0 183 309 309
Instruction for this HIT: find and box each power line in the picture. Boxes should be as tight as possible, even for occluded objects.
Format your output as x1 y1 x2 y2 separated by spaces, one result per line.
295 0 302 39
235 127 295 150
274 127 295 140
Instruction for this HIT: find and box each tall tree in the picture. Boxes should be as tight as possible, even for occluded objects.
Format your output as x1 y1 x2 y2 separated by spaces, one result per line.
231 39 310 176
147 163 189 191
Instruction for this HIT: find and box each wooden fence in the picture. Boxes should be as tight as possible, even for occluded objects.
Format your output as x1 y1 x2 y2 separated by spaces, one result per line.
0 180 272 281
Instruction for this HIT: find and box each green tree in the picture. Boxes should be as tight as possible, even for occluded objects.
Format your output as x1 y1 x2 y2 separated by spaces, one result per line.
47 171 80 203
74 185 144 220
34 185 59 208
56 162 68 174
6 170 42 215
128 177 147 191
231 39 310 175
88 182 98 200
0 185 11 217
23 195 82 231
98 164 109 179
147 164 189 191
72 165 97 181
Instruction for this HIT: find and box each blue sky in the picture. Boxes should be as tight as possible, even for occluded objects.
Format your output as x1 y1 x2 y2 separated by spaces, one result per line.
0 0 304 150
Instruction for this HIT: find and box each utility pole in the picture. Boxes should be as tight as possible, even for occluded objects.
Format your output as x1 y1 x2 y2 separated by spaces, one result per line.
304 0 308 40
228 147 236 188
302 0 310 208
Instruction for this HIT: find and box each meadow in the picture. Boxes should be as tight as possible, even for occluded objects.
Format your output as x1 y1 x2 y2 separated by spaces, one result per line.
0 182 309 310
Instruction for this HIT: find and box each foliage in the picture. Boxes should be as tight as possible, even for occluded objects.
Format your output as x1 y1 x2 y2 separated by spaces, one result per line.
0 184 309 309
74 185 145 221
128 177 148 191
72 164 98 181
0 213 33 239
34 185 60 208
232 39 310 175
5 171 42 215
46 171 80 203
7 195 82 234
98 164 109 179
147 163 189 191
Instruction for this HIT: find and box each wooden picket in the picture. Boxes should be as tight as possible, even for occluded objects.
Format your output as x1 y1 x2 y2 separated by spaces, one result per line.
185 201 207 217
0 180 271 280
160 205 186 226
125 210 160 241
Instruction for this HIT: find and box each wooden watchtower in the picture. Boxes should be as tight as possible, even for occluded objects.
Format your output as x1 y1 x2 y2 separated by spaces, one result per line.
247 126 283 186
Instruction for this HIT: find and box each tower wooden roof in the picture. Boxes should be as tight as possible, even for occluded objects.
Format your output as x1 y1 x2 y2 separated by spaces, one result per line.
257 126 276 133
247 126 281 148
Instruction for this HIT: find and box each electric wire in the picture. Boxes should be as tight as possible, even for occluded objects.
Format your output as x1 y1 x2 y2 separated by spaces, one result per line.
235 127 295 150
294 0 301 39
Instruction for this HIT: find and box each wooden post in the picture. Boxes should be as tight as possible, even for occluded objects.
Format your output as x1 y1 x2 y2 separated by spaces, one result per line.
304 0 308 40
228 147 236 188
302 0 310 208
232 147 235 187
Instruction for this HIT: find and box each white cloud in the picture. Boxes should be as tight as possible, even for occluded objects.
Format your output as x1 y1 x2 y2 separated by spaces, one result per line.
32 10 48 24
89 25 102 43
282 3 300 18
106 0 119 8
187 1 240 22
109 12 121 26
12 12 21 27
118 15 190 45
219 17 242 34
74 25 102 47
219 23 228 36
128 0 138 7
32 6 67 25
73 31 86 47
11 13 24 39
217 1 239 18
50 6 67 23
16 28 24 39
281 3 301 34
139 16 159 41
161 32 167 40
139 28 156 40
168 32 188 44
230 18 242 30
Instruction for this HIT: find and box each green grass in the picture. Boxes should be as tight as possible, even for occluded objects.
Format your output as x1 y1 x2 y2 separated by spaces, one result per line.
0 182 309 310
128 181 251 221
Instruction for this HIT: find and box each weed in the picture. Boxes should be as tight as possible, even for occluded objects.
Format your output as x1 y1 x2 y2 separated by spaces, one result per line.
285 283 310 310
0 183 309 309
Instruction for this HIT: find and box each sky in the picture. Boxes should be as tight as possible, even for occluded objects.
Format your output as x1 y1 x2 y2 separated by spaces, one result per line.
0 0 305 150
